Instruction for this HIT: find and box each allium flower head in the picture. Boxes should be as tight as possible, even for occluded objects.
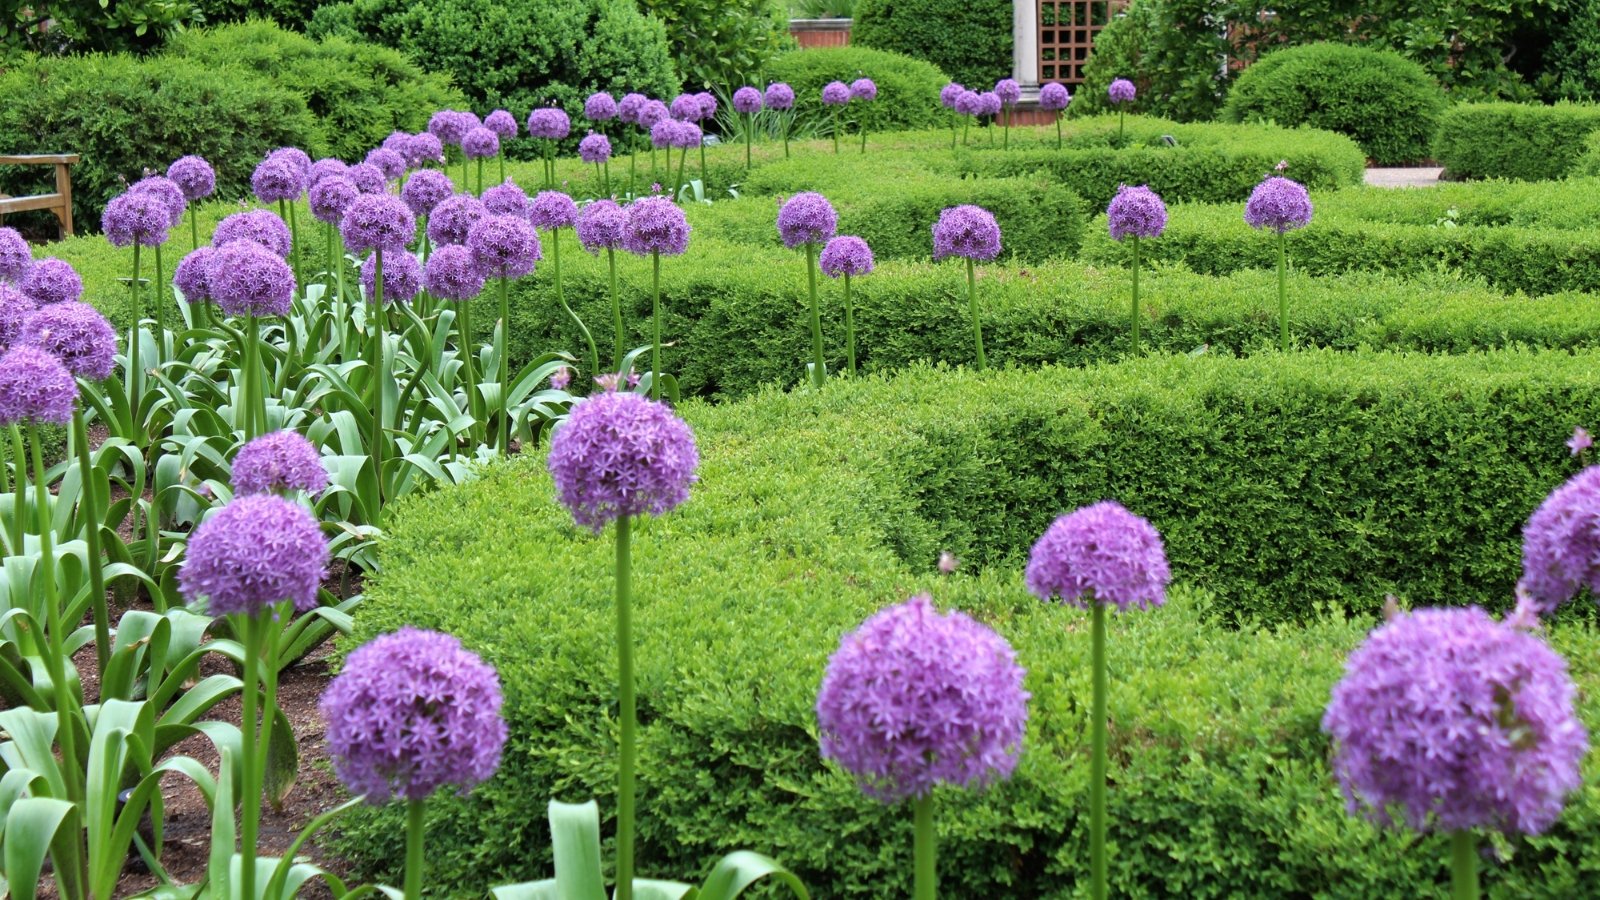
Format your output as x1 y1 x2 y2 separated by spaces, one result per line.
764 83 795 110
309 158 349 186
422 245 486 301
0 345 76 425
0 228 29 283
550 367 570 390
1322 606 1586 835
819 235 874 278
940 82 965 109
404 132 446 169
0 285 35 348
20 301 116 381
850 78 878 102
1244 176 1313 233
429 109 472 145
1108 78 1137 104
310 177 361 226
650 118 676 150
167 155 216 201
232 430 328 496
130 176 187 229
214 209 291 258
179 494 328 615
482 180 531 220
208 241 295 317
579 132 612 165
20 258 82 305
672 121 703 150
1569 427 1593 457
428 194 488 246
733 86 762 114
252 157 306 204
102 190 171 248
321 627 507 803
484 109 518 139
696 91 717 120
345 163 389 195
576 199 627 254
995 78 1021 106
382 130 410 155
817 593 1029 802
670 93 701 122
618 93 648 124
401 169 455 218
361 250 423 304
955 90 981 116
530 191 579 231
527 107 572 140
822 81 851 105
340 194 416 254
467 215 541 278
365 147 407 180
622 196 691 257
585 92 618 122
1518 466 1600 615
1025 500 1170 612
174 247 217 304
1106 185 1167 241
638 100 670 129
932 205 1002 262
977 91 1002 117
547 390 699 531
1039 82 1071 111
267 147 313 179
462 127 500 160
777 192 838 248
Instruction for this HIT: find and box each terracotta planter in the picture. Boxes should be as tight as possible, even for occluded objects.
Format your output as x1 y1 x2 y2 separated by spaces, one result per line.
789 18 851 49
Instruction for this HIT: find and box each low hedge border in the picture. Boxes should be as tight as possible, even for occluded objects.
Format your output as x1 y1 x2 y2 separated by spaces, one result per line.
333 351 1600 896
1433 102 1600 181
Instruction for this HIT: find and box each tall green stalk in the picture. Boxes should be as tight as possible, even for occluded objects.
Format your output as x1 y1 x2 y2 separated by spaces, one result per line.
1090 601 1109 900
615 515 637 900
498 153 506 186
806 243 825 388
457 299 482 446
913 795 936 900
129 244 142 411
477 158 484 197
650 253 662 401
675 146 688 201
698 139 707 191
1056 113 1063 150
1452 831 1478 900
496 274 510 449
608 248 623 370
9 425 25 552
550 228 598 379
1002 105 1010 150
152 242 167 340
782 112 791 159
629 145 638 197
744 113 754 170
72 407 109 676
369 251 386 498
1276 231 1289 352
1130 236 1142 355
860 111 869 154
238 613 262 900
1118 109 1125 146
843 273 857 377
833 108 841 154
966 257 986 372
405 799 427 900
281 200 303 302
240 314 258 440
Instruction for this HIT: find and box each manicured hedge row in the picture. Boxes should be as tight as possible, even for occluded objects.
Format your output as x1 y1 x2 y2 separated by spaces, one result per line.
1432 102 1600 181
333 352 1600 896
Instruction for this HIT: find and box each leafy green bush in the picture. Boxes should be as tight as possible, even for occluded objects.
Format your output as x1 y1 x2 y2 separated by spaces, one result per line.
851 0 1011 89
1222 43 1445 165
332 351 1600 895
765 46 948 135
191 0 320 29
1433 102 1600 180
1575 129 1600 176
1 0 193 59
635 0 791 88
1075 0 1229 122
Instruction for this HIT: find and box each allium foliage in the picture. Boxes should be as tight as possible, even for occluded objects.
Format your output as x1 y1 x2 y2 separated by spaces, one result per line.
547 391 699 532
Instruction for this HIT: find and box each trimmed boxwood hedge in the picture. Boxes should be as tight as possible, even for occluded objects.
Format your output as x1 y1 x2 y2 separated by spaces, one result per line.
333 352 1600 896
764 46 949 136
1433 102 1600 181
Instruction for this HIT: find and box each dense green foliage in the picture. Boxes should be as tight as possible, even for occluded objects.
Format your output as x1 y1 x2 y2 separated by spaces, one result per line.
851 0 1012 89
1075 0 1225 122
1576 129 1600 176
1 0 192 59
1222 43 1445 165
635 0 791 88
765 47 948 135
334 352 1600 895
1547 0 1600 100
191 0 321 30
1432 102 1600 180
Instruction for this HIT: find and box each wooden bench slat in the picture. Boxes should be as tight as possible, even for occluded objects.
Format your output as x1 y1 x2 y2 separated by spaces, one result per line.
0 194 67 215
0 154 81 165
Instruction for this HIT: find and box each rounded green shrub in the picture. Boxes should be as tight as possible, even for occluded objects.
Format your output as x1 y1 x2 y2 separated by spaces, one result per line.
851 0 1012 90
1223 42 1445 165
765 46 948 136
1575 129 1600 177
1431 102 1600 181
635 0 792 88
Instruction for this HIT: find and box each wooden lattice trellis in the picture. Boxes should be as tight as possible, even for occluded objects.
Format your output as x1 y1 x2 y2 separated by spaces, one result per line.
1037 0 1116 84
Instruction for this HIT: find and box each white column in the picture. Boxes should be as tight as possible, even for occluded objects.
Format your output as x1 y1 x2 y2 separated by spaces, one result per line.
1014 0 1040 100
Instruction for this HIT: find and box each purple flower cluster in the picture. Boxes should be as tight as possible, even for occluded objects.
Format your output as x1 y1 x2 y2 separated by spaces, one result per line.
1108 78 1137 104
268 147 312 179
977 92 1002 117
576 199 627 254
484 109 518 139
310 177 361 226
180 494 328 616
429 110 475 146
764 83 795 110
777 192 838 249
404 133 446 169
214 209 291 258
462 127 500 160
527 107 572 140
638 100 669 129
733 86 763 114
167 155 216 202
940 82 965 109
174 247 216 304
1039 82 1071 112
467 215 541 278
232 430 328 496
932 205 1001 262
547 390 699 531
822 81 850 105
0 345 76 425
130 177 186 229
208 241 295 317
579 133 612 164
20 301 116 381
346 163 389 195
1025 500 1171 612
252 156 306 204
954 90 981 117
622 196 691 257
20 258 82 305
670 93 701 122
361 250 423 304
1106 185 1168 241
102 191 171 248
530 191 579 231
585 92 618 122
1518 466 1600 615
482 180 531 220
0 228 30 282
1570 427 1594 456
850 78 878 102
1323 606 1586 835
365 148 407 180
816 593 1029 802
1244 176 1313 233
311 158 349 186
819 235 874 278
401 169 456 218
618 93 648 124
428 194 488 246
0 285 36 347
994 78 1021 106
650 119 676 150
321 627 507 803
423 245 486 301
340 194 416 254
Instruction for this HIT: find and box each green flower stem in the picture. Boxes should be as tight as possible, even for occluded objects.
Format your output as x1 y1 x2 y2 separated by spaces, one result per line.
153 242 167 341
615 514 637 900
843 273 857 377
603 159 612 197
497 274 510 449
1056 113 1063 150
1002 106 1010 150
189 204 201 253
240 313 258 440
966 257 986 372
833 108 841 154
782 112 790 159
860 113 868 154
950 112 957 150
281 200 303 302
461 152 470 194
457 299 481 445
72 407 109 676
745 113 753 170
963 118 969 146
544 147 554 191
650 252 662 401
1118 108 1125 146
806 242 824 388
477 158 484 196
1277 230 1289 352
988 115 994 146
698 139 707 191
370 251 386 498
9 425 25 551
629 146 638 197
913 795 936 900
551 229 598 380
1130 235 1141 355
238 612 262 900
129 244 142 412
1090 600 1108 900
675 147 688 201
608 248 623 370
405 798 427 900
498 153 506 186
1452 831 1478 900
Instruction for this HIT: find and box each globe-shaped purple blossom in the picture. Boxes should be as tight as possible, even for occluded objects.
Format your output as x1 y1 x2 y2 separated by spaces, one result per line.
547 390 699 531
954 90 981 116
267 147 313 179
482 180 531 220
428 110 473 145
672 121 703 150
0 228 29 283
822 81 850 105
174 247 217 304
422 245 486 301
251 157 305 204
576 199 627 254
819 236 874 278
214 209 291 258
622 196 691 257
939 82 965 109
777 192 838 249
345 163 389 195
1323 606 1586 835
309 158 349 186
232 430 328 496
382 131 410 155
462 127 500 160
21 301 116 381
932 205 1001 262
404 133 445 169
428 194 488 246
400 169 455 219
670 93 700 122
310 177 361 226
1025 500 1170 612
102 191 171 248
1518 466 1600 615
21 258 82 305
365 148 407 181
527 107 571 140
817 593 1029 802
638 100 669 129
0 345 76 425
585 92 618 122
130 176 186 229
696 91 717 120
1108 78 1137 104
1106 185 1167 241
530 191 579 231
850 78 878 102
579 133 612 165
208 241 295 318
618 93 648 124
0 285 36 348
167 155 216 201
360 250 423 304
994 78 1021 106
650 119 676 150
467 215 541 278
733 86 762 114
977 91 1002 117
1039 82 1071 111
340 194 416 255
1244 176 1313 234
764 83 795 110
485 109 518 138
179 494 328 616
321 627 507 803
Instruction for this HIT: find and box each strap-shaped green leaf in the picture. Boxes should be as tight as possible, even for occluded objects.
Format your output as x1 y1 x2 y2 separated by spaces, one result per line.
3 796 76 900
694 851 811 900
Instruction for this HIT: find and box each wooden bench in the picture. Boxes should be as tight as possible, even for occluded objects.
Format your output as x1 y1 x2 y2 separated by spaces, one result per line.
0 154 80 237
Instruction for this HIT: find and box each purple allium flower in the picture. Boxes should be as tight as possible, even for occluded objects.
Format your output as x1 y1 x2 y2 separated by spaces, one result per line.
822 81 851 105
321 627 507 803
0 228 29 282
422 245 485 301
618 93 648 124
428 194 489 246
167 155 216 202
650 119 676 150
622 196 691 257
346 163 389 195
638 100 670 129
527 107 572 140
365 147 407 181
1039 82 1071 111
208 241 295 318
530 191 579 231
102 191 171 248
360 250 423 304
130 176 187 229
955 89 981 117
1323 606 1586 835
482 180 531 221
429 109 472 145
1569 427 1593 457
1106 185 1167 241
938 551 958 574
310 177 361 226
401 169 455 218
20 301 115 381
1025 500 1170 612
672 121 703 151
214 209 291 258
461 127 500 160
550 367 570 391
340 194 416 255
485 109 518 139
1108 78 1137 104
20 258 82 305
405 132 446 169
579 133 612 165
174 247 217 304
819 235 874 278
995 78 1021 106
932 205 1001 262
850 78 878 102
232 429 328 496
777 192 838 249
179 494 328 615
267 147 313 179
309 158 349 186
0 285 36 348
765 83 795 110
816 593 1029 803
0 345 76 425
252 157 306 204
977 91 1002 117
733 86 762 115
670 93 701 122
696 91 717 121
940 82 965 109
547 390 699 531
382 130 410 155
576 199 627 254
467 215 541 278
1244 176 1313 234
1275 159 1290 173
585 92 618 122
1518 466 1600 615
